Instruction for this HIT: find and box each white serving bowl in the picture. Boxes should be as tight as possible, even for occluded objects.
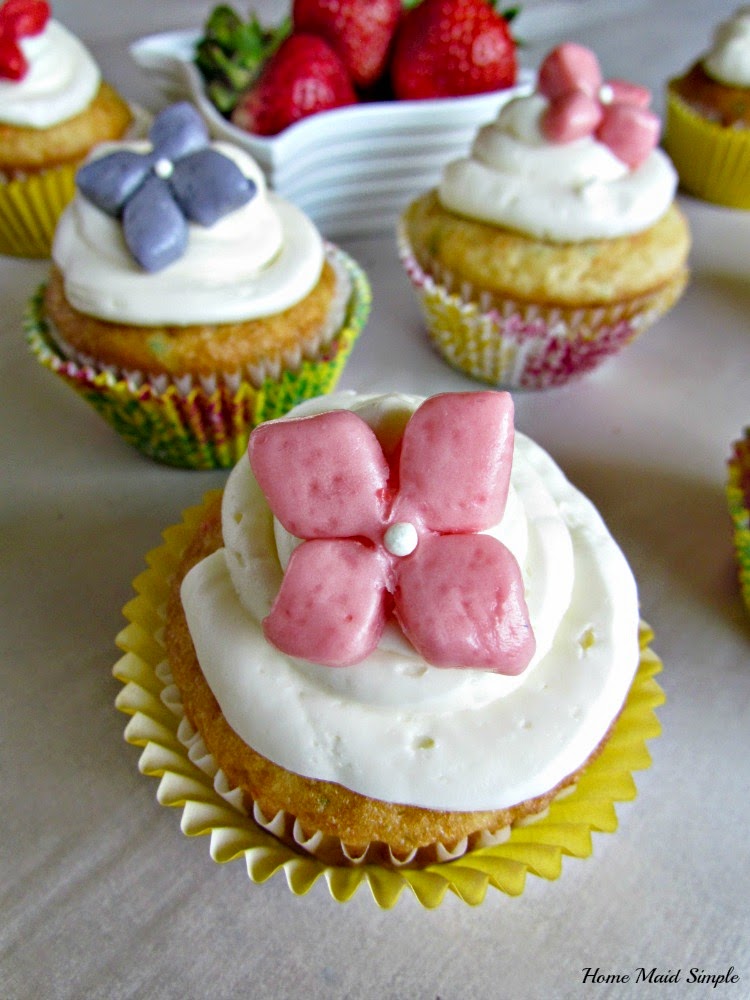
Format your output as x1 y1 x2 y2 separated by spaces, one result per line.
130 30 532 240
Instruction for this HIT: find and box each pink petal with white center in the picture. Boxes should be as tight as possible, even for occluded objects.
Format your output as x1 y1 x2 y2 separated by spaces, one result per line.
263 539 388 667
596 102 660 168
537 42 602 100
393 534 535 674
542 90 603 143
248 410 389 541
394 392 515 534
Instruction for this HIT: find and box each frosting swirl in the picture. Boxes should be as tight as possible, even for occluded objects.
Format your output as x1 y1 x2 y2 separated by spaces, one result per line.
52 141 324 325
703 6 750 88
180 392 640 812
0 19 99 128
438 92 677 242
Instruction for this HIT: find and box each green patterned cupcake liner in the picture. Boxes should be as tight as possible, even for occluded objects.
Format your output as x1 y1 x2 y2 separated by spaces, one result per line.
727 429 750 612
25 245 371 469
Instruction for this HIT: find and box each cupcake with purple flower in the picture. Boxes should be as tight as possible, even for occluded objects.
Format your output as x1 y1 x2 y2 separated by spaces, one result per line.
26 102 371 468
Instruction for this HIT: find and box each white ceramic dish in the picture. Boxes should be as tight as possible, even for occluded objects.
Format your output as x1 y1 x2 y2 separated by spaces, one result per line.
130 30 533 240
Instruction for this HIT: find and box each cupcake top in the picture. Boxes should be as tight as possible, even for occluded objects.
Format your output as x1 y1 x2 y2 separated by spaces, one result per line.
180 391 640 812
439 43 677 242
703 6 750 87
669 7 750 129
0 3 100 128
51 102 324 326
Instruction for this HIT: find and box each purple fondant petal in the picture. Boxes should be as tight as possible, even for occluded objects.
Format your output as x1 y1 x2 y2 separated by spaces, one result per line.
122 175 188 272
149 101 209 160
170 148 256 226
76 150 151 217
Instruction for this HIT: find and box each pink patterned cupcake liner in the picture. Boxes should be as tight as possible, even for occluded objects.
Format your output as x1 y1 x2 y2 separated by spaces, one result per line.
398 222 688 390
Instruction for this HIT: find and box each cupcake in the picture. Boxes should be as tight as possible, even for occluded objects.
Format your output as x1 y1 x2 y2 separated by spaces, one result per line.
0 0 133 257
26 102 370 469
727 428 750 612
115 390 664 902
399 43 691 390
664 7 750 209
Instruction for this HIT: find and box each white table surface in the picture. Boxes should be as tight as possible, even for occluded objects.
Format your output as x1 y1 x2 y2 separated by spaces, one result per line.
2 2 749 998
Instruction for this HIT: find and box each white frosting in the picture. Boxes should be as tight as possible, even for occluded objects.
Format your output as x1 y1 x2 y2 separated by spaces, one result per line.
438 93 677 242
180 392 641 812
703 6 750 87
0 20 100 129
51 142 324 325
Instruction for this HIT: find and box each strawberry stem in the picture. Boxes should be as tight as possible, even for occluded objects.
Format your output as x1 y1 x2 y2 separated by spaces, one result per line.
195 4 291 114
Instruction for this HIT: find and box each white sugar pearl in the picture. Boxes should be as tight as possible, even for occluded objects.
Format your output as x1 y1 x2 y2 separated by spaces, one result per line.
153 157 174 179
383 522 418 557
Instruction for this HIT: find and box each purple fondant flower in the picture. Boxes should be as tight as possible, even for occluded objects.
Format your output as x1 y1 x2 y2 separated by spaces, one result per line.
76 102 257 272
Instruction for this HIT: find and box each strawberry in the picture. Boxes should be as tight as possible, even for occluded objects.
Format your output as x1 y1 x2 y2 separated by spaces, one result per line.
390 0 517 101
230 33 357 136
195 5 290 115
292 0 401 89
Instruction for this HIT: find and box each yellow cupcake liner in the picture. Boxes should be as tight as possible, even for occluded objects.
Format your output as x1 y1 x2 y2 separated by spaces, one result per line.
664 91 750 209
727 428 750 613
398 224 688 390
25 246 371 469
0 164 78 258
113 491 665 908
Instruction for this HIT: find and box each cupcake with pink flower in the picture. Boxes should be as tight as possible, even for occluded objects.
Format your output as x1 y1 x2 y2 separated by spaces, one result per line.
114 389 665 904
399 42 691 390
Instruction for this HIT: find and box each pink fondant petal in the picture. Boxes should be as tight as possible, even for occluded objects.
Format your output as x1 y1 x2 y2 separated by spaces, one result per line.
263 539 388 667
393 534 535 674
542 91 603 143
605 78 651 108
596 102 660 168
394 391 515 533
248 410 389 541
537 42 602 100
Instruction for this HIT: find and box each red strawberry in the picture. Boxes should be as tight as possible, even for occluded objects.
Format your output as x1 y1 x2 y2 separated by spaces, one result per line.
1 0 49 38
391 0 517 101
292 0 401 89
230 33 357 136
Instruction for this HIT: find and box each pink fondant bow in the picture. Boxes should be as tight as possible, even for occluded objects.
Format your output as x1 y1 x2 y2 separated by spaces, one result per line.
248 392 536 673
538 43 659 169
0 0 49 81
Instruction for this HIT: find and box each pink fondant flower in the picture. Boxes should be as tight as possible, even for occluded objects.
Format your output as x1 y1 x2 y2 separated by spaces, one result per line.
0 0 49 81
248 392 536 674
538 42 659 168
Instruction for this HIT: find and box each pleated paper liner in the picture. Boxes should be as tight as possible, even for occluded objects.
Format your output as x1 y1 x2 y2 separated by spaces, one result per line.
727 428 750 613
113 490 665 908
0 164 78 258
398 223 688 390
664 92 750 210
25 245 371 469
